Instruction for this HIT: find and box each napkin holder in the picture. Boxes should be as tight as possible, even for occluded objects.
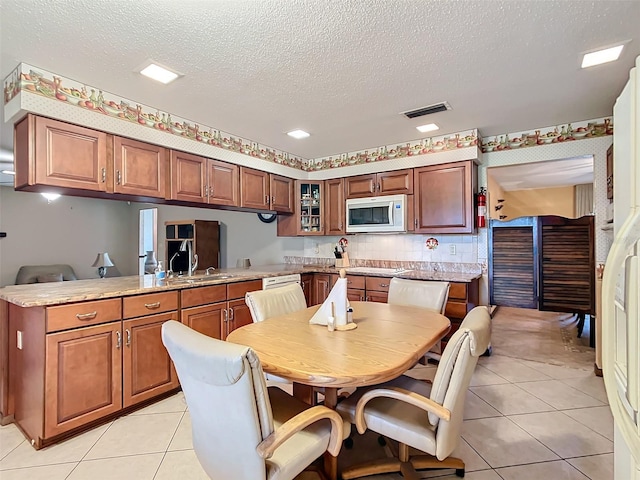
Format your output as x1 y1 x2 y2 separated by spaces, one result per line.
309 269 357 330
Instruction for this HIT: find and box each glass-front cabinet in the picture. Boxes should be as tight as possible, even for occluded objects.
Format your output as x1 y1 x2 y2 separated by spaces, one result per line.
299 182 323 234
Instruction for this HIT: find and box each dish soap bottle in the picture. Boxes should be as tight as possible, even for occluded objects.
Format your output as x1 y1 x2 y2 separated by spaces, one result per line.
155 261 166 280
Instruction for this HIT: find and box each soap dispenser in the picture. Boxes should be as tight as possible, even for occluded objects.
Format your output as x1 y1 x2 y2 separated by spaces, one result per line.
155 261 166 280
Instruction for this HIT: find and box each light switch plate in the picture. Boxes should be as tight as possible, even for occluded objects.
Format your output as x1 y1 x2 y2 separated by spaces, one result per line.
449 244 456 255
17 330 23 350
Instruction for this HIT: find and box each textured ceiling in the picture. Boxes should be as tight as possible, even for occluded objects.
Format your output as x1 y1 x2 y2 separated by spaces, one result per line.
488 156 594 191
1 0 639 183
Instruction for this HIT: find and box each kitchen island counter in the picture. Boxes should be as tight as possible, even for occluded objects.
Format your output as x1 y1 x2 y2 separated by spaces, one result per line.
0 264 481 308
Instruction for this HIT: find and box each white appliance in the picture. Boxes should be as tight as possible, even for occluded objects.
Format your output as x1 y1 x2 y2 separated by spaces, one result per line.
603 54 640 479
346 194 407 233
262 273 301 290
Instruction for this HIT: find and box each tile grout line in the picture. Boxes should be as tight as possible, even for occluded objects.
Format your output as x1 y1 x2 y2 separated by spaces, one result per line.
152 409 187 479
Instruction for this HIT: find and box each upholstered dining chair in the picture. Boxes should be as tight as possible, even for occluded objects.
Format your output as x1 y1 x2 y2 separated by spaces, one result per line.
245 283 308 323
336 306 491 479
162 320 349 480
388 277 450 358
245 283 308 384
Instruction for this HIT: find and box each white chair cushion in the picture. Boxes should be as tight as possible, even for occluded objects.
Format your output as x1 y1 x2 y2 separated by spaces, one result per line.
245 283 307 323
337 375 436 455
387 278 450 314
267 387 351 480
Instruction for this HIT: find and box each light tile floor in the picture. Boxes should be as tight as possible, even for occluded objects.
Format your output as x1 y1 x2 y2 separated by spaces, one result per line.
0 310 613 479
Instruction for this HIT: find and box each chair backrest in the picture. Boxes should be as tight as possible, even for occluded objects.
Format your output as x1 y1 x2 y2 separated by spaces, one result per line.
162 320 274 479
428 306 491 460
245 283 307 323
388 277 450 314
15 264 78 284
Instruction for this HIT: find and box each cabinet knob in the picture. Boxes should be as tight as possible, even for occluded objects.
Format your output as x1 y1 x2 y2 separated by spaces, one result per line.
379 283 389 288
116 170 121 185
414 218 418 228
116 331 121 349
271 196 275 205
144 302 161 309
125 329 131 347
228 308 234 321
101 168 106 183
265 195 270 204
377 183 381 191
75 311 97 320
223 309 228 322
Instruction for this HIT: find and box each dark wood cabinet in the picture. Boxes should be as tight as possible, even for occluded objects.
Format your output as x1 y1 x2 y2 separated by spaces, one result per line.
181 302 225 339
278 181 325 236
15 114 108 193
345 169 413 199
414 160 476 234
325 178 345 235
113 136 166 199
165 220 220 273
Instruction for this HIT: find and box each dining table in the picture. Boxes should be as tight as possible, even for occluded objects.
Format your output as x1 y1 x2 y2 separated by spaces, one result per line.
226 300 450 480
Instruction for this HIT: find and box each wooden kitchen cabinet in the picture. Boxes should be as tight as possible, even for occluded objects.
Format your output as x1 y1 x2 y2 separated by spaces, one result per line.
165 220 220 273
169 151 239 206
414 160 477 234
277 180 324 236
345 169 413 199
112 136 166 199
180 280 260 340
312 274 332 305
301 273 313 306
240 167 293 213
365 276 390 303
44 321 122 438
442 279 479 349
325 178 346 235
122 291 179 408
14 114 108 193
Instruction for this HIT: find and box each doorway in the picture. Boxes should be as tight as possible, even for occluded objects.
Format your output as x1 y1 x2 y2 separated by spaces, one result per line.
138 208 157 275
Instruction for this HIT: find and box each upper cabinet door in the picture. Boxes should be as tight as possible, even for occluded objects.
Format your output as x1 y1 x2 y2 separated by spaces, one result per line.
377 169 413 196
345 173 377 199
325 178 345 235
29 115 108 192
169 150 207 203
208 159 239 207
113 137 166 199
345 169 413 198
414 160 476 234
240 167 269 209
269 174 294 213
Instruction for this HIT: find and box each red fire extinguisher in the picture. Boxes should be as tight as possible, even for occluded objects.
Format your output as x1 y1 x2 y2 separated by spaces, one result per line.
477 187 487 228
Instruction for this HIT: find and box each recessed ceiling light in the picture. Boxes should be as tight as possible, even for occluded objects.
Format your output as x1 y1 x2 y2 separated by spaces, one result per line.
287 129 310 139
1 170 15 175
581 45 624 68
416 123 439 133
139 62 181 84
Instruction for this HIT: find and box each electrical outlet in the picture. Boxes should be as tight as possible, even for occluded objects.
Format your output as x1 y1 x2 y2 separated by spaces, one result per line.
449 244 456 255
314 242 320 254
17 330 23 350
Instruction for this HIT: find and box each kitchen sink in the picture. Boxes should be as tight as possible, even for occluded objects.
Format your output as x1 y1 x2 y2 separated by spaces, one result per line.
167 273 236 284
344 267 413 275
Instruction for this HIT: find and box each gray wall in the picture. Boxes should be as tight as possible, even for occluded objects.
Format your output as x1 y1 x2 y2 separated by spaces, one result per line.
0 186 306 287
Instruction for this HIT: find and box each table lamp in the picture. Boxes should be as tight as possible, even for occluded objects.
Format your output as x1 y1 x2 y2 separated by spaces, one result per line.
92 252 114 278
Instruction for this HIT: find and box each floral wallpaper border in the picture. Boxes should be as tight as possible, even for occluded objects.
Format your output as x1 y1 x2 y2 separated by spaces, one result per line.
480 117 612 153
3 63 613 170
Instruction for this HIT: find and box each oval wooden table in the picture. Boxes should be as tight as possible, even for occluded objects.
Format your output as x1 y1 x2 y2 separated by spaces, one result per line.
227 301 450 480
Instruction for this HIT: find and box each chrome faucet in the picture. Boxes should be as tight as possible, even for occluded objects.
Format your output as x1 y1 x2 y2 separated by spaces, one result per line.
179 239 198 276
205 266 216 275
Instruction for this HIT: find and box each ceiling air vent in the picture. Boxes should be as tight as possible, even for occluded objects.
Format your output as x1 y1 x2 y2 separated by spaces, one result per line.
402 101 451 119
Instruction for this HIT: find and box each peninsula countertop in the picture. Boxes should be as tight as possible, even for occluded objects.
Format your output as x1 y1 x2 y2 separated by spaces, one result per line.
0 264 482 307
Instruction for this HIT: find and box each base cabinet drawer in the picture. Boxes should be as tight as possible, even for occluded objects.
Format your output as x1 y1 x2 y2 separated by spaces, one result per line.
46 299 121 333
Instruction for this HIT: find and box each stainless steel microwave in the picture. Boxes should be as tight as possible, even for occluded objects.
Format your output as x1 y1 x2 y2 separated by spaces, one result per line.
346 194 407 233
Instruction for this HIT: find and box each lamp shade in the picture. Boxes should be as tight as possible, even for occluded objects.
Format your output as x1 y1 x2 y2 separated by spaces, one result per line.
92 252 114 268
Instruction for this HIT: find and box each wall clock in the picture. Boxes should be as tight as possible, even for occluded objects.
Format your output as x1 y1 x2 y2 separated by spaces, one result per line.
257 213 277 223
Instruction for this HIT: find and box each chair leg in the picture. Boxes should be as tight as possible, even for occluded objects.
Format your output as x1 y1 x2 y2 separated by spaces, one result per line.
411 454 465 476
340 457 403 479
